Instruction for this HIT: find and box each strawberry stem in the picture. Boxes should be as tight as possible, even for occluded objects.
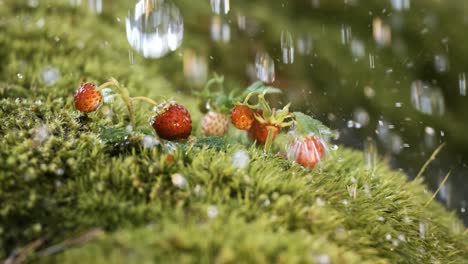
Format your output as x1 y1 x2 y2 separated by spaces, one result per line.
98 79 136 128
264 127 275 153
131 96 159 106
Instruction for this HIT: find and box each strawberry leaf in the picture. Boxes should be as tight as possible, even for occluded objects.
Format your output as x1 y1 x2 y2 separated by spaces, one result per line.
293 112 335 138
244 81 282 96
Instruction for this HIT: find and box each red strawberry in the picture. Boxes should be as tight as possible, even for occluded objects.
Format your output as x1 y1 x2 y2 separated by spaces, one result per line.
248 120 280 145
151 103 192 140
74 82 103 113
201 111 229 136
287 135 326 168
231 104 255 130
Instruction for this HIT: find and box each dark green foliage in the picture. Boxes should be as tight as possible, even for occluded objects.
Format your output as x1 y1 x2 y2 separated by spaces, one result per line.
0 1 467 263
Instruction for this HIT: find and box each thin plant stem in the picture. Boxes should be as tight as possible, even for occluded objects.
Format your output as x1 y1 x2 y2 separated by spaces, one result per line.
132 96 159 106
263 127 275 153
415 143 446 181
424 170 451 207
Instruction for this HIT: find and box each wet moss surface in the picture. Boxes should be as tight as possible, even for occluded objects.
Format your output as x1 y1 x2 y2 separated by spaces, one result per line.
1 1 467 263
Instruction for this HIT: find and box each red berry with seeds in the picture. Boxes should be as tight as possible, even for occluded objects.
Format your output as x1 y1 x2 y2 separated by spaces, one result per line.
151 103 192 140
231 104 255 130
74 82 103 113
248 120 280 145
287 135 326 168
201 111 229 137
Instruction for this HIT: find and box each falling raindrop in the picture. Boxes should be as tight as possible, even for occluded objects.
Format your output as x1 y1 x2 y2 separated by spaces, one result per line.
340 24 352 45
373 17 392 46
87 0 102 14
255 51 275 83
41 66 60 86
296 33 312 55
419 222 426 239
369 53 375 69
459 72 466 96
424 126 436 148
410 80 445 115
330 145 339 151
128 49 134 65
391 0 410 11
364 137 377 172
281 30 294 64
210 16 231 43
231 150 250 169
183 49 208 86
350 39 365 58
210 0 230 15
434 54 449 73
17 73 23 79
126 0 183 59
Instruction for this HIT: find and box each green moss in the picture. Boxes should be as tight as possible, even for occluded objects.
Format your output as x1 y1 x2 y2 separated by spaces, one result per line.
0 1 467 263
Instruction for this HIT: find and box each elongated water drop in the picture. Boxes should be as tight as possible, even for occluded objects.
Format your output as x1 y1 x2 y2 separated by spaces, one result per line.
459 72 466 96
281 30 294 64
364 137 377 172
255 51 275 83
210 0 230 14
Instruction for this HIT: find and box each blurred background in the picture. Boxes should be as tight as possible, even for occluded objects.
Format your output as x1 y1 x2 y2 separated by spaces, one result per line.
6 0 468 225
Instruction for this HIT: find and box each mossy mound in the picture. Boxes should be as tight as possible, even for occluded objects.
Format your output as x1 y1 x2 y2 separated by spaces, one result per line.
0 1 467 263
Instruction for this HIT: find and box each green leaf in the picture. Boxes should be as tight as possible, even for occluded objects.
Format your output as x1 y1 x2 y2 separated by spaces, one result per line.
293 112 334 138
243 82 282 96
99 126 130 144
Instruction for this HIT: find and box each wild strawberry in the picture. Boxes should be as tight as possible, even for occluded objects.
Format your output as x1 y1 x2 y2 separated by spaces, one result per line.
74 82 103 113
231 104 255 130
151 103 192 140
248 120 280 145
201 111 229 137
287 135 326 168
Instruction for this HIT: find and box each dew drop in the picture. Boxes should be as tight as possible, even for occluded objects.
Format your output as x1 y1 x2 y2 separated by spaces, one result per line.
231 150 250 169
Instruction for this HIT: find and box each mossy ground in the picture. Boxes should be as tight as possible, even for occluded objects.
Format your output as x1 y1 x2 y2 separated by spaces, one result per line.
0 1 467 263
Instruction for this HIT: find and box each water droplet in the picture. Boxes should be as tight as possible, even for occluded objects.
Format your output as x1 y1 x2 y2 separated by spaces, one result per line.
353 108 370 127
281 30 294 64
316 197 325 207
255 51 275 83
32 125 51 146
183 49 208 86
340 24 352 45
364 137 377 171
141 135 160 148
207 206 218 218
231 150 250 169
460 200 466 213
128 49 134 65
330 145 338 151
419 222 426 239
314 254 330 264
210 0 229 15
391 0 410 11
171 173 187 188
17 73 23 79
210 16 231 43
350 39 365 58
385 233 392 240
373 17 392 46
126 0 183 59
41 67 60 86
411 80 445 115
296 33 312 55
368 53 375 69
434 54 449 73
87 0 102 14
459 72 466 96
377 216 385 222
27 0 39 8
